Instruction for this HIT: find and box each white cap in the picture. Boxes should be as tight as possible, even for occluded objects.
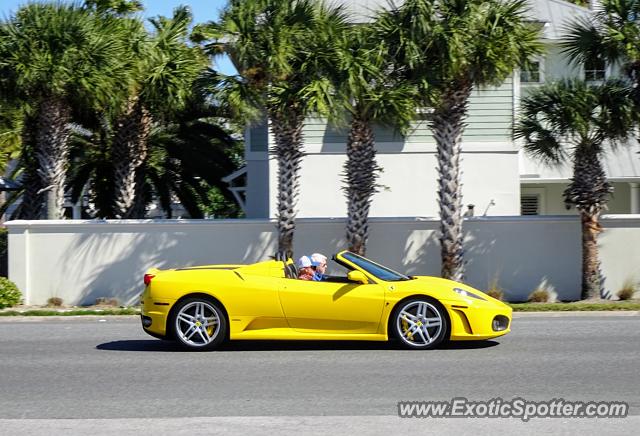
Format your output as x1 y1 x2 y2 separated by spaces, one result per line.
297 256 312 268
310 253 327 265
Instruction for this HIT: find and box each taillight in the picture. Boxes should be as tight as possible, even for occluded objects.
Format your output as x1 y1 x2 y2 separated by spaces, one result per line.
143 274 155 286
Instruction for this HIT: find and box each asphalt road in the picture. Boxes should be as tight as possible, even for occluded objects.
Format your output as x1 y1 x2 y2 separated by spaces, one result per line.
0 315 639 420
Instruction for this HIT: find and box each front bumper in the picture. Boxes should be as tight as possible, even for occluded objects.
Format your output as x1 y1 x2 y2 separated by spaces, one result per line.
445 301 512 341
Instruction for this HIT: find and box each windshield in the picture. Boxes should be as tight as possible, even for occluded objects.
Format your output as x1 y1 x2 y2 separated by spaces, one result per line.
342 252 411 282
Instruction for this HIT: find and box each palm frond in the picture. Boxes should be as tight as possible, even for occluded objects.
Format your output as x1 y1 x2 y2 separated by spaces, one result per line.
562 0 640 77
378 0 543 102
515 79 636 164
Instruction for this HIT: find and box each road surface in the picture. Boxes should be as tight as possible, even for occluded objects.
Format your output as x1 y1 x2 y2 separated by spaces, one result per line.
0 315 638 434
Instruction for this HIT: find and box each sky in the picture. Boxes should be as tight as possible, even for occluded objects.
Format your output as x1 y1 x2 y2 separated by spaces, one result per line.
0 0 236 74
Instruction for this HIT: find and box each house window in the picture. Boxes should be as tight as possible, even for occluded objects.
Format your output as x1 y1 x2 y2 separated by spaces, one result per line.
584 58 606 81
520 60 542 83
521 194 540 215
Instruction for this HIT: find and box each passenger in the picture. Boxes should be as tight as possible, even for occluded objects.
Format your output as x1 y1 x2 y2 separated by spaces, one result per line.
297 256 315 281
310 253 328 281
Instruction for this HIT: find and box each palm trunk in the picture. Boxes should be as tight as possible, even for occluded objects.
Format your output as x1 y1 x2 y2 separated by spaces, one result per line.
18 116 43 219
35 97 72 220
564 145 611 300
269 107 305 258
128 166 148 218
112 98 152 218
430 86 472 282
89 123 116 218
344 117 380 255
580 212 602 299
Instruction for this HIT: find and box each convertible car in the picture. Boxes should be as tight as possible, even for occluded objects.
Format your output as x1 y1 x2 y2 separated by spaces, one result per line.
140 250 511 350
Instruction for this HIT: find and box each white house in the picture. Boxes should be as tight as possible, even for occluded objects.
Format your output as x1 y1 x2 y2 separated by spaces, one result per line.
230 0 640 219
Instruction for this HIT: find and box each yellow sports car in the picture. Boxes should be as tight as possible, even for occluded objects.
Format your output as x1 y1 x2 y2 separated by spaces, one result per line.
140 250 511 350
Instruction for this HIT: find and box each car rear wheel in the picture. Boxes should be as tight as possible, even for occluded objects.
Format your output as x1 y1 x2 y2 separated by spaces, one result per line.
170 297 227 351
392 298 448 349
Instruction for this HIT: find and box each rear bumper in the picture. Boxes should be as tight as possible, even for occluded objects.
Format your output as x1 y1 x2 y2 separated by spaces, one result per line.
140 315 168 340
140 289 174 338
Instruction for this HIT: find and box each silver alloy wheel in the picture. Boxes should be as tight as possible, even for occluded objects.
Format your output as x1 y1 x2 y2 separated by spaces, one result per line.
396 300 443 347
175 301 220 347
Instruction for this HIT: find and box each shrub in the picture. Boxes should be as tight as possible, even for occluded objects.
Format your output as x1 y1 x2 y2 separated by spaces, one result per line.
528 289 551 303
47 297 64 307
617 279 637 301
528 278 557 303
486 275 504 301
0 277 22 308
95 297 119 306
486 289 504 301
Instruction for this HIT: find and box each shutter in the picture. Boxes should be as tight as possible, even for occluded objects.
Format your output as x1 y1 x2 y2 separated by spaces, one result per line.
521 194 540 215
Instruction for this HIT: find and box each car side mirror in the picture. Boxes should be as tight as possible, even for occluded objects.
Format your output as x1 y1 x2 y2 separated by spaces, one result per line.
347 270 368 284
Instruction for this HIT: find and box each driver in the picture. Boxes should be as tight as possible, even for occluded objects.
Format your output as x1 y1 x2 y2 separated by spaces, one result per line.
310 253 328 281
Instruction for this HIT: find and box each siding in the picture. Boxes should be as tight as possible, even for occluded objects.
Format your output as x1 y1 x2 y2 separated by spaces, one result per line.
302 76 514 146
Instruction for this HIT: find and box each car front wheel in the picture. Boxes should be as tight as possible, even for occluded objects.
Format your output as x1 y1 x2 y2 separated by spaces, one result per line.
392 298 448 349
170 297 227 351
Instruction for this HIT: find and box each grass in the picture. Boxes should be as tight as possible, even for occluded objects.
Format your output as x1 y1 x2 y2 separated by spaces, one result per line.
0 307 140 317
509 301 640 312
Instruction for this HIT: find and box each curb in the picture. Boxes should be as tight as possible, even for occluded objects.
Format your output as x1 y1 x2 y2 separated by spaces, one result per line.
0 315 139 322
513 310 640 317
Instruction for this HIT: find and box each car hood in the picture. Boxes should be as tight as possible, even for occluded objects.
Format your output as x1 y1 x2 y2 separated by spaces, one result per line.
398 275 510 309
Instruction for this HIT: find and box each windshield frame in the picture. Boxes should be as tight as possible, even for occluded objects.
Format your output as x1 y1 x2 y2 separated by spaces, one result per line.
340 252 411 282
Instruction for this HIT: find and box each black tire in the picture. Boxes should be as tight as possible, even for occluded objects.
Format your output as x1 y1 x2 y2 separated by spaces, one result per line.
169 297 227 351
390 297 449 350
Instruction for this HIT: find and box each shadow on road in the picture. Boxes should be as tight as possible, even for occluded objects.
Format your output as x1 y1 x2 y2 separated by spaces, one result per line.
440 340 500 350
97 340 183 352
96 339 500 352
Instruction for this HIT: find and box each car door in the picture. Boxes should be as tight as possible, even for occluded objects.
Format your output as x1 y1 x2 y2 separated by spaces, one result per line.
278 278 385 334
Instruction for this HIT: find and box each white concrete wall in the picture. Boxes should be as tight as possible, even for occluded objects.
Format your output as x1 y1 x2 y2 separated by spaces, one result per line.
7 216 640 306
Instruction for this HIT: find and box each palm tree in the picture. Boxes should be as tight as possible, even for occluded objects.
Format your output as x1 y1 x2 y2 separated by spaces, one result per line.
0 103 27 218
84 0 143 15
378 0 542 281
134 98 243 219
311 23 416 255
0 3 128 219
67 96 242 219
562 0 640 97
515 79 635 299
106 6 207 218
14 117 43 220
144 139 241 219
201 0 347 257
0 103 22 172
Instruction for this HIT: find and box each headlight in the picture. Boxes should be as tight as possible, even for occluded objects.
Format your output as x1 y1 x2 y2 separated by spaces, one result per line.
453 287 486 301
